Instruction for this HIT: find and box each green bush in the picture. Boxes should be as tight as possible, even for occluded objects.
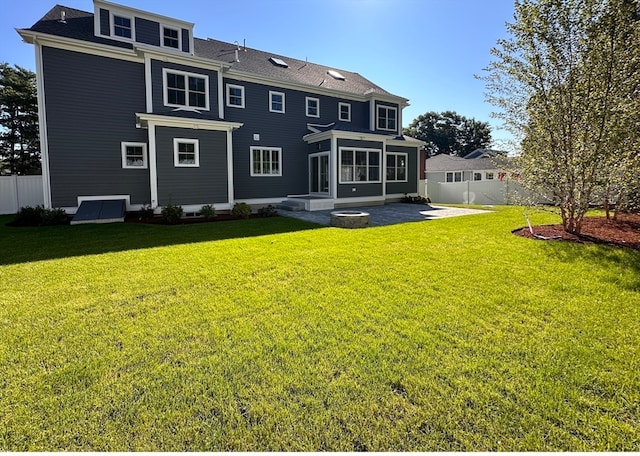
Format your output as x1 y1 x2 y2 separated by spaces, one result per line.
41 208 69 226
257 205 278 218
200 204 215 219
12 206 68 226
138 204 154 221
161 203 183 224
231 202 252 219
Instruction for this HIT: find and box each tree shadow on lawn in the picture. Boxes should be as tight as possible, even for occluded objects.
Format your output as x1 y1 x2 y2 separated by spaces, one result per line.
538 240 640 292
0 216 323 266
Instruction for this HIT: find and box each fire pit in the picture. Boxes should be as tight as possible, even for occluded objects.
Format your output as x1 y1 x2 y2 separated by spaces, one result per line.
330 210 370 228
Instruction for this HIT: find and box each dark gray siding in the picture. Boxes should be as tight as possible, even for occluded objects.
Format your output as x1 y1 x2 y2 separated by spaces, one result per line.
151 60 218 119
181 29 190 53
135 18 160 46
307 139 331 154
42 47 150 207
99 8 109 36
336 139 384 199
386 145 418 194
155 127 228 206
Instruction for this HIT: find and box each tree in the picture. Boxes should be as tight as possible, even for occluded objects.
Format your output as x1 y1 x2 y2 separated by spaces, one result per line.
0 63 40 175
403 111 492 157
481 0 640 234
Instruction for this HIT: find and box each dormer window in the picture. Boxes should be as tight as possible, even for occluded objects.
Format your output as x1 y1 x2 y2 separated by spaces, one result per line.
163 68 209 111
113 14 132 39
163 26 180 49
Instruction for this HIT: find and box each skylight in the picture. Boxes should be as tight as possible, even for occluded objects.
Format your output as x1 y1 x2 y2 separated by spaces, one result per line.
327 69 345 80
269 57 288 68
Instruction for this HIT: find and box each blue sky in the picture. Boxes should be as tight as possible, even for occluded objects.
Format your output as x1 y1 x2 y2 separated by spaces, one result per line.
1 0 515 145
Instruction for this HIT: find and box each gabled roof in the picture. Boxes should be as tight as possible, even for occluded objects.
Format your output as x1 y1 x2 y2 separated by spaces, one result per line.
22 4 406 102
464 148 506 159
425 153 499 172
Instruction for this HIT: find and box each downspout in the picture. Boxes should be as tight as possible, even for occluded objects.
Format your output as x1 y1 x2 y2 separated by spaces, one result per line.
148 123 158 208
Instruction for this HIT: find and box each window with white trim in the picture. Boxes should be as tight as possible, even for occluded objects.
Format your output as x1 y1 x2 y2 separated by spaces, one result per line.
163 69 209 110
250 147 282 176
377 105 397 131
446 171 463 183
269 91 285 113
338 102 351 122
306 97 319 117
386 152 407 182
112 14 133 39
340 148 381 183
162 26 180 49
473 172 483 181
227 84 245 108
173 138 199 167
121 142 147 168
486 172 495 180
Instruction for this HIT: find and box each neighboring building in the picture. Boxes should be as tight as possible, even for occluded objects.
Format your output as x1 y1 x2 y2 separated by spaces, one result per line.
424 152 520 205
17 1 424 216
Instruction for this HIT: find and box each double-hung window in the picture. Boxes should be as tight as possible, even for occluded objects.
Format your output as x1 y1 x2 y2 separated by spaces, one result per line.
340 148 381 183
163 69 209 111
338 102 351 122
269 91 285 113
446 171 463 183
377 105 397 131
112 14 133 39
121 142 147 169
306 97 319 117
162 26 180 49
386 153 407 182
227 84 245 108
250 147 282 176
174 138 199 167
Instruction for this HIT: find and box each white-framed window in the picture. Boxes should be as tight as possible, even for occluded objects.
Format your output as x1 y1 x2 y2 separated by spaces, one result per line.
306 97 320 117
446 171 463 183
377 105 397 131
121 142 147 169
227 84 245 108
163 68 209 111
339 148 381 183
486 172 495 180
111 13 133 40
162 25 180 49
173 138 199 167
338 102 351 122
386 152 407 182
250 147 282 176
269 91 285 113
473 172 483 181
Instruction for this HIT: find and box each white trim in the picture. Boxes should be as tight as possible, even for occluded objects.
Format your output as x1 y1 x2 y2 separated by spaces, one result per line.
226 84 245 108
136 113 242 131
121 142 148 169
338 102 351 122
331 135 338 198
386 152 408 183
144 55 153 113
162 67 210 111
250 146 283 177
226 130 234 206
94 0 194 30
269 91 285 113
161 24 182 51
217 71 224 119
148 124 158 207
77 194 131 210
338 147 383 184
308 151 330 195
334 196 385 205
369 99 376 131
110 11 135 43
234 197 285 205
376 105 398 132
173 138 200 167
306 96 320 118
34 40 52 209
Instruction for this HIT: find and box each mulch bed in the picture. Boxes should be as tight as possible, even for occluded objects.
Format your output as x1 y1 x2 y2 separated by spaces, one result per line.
513 212 640 251
124 213 277 224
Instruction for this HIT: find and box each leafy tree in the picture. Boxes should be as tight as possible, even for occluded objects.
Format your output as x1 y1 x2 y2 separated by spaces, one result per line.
403 111 492 157
481 0 640 234
0 63 40 175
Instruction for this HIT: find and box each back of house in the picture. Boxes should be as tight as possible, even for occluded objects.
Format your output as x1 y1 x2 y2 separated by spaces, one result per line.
17 0 424 215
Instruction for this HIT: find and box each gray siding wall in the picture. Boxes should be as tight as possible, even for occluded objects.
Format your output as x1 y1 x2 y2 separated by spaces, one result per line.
151 60 219 119
386 145 418 194
336 139 383 199
42 47 150 207
155 127 228 206
135 18 160 46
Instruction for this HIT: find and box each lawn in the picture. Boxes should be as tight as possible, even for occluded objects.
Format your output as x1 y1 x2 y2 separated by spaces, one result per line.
0 207 638 451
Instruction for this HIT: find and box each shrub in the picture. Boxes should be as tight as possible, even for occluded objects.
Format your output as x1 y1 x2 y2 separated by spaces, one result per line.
138 204 154 221
257 205 278 218
200 204 216 219
402 193 431 204
41 208 69 226
231 202 252 219
12 206 68 227
161 203 183 224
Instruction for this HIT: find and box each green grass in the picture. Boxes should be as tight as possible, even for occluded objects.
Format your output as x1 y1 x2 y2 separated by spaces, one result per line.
0 207 638 451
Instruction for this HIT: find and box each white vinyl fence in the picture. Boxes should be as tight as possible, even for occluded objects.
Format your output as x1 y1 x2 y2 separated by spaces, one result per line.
426 179 525 205
0 175 44 215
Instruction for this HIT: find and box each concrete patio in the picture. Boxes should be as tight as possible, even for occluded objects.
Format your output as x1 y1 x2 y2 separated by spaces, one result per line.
277 203 491 227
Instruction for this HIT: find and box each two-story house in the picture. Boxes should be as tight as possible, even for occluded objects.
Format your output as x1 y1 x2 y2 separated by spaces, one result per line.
17 0 423 218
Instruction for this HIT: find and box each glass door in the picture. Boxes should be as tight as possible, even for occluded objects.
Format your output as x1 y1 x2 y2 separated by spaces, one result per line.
309 153 329 194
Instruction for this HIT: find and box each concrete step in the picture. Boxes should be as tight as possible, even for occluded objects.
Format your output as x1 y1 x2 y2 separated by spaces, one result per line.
277 199 306 211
